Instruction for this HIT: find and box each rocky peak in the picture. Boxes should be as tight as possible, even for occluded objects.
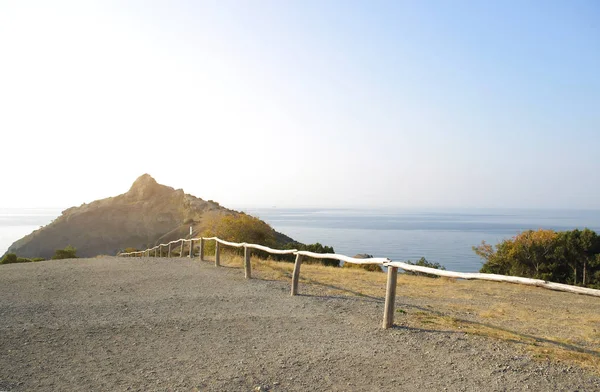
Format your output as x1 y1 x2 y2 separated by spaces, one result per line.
127 174 168 200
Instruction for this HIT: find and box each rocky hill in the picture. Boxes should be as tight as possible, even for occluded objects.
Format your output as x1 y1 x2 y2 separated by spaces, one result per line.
6 174 293 259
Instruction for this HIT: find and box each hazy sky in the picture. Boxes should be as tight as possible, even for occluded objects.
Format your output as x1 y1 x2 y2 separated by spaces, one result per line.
1 1 599 209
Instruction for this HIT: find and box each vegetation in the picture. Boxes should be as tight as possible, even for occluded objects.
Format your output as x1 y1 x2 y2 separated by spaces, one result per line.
0 254 44 264
404 257 446 278
203 214 278 249
202 214 337 266
473 228 600 288
342 254 383 272
280 242 338 267
52 245 78 260
1 253 17 264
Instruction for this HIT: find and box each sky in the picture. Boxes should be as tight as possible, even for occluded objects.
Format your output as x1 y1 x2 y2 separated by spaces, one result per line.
1 0 599 210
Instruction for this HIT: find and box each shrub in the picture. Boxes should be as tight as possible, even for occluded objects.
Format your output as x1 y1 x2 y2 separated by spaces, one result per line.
0 253 18 264
0 254 44 264
300 243 338 266
202 214 278 255
342 254 383 272
404 257 446 278
280 242 339 267
200 214 338 267
52 245 77 260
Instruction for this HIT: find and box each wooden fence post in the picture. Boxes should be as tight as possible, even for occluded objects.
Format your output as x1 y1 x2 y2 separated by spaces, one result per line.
215 241 220 267
189 240 194 258
180 240 184 258
200 238 205 261
382 266 398 329
168 243 171 258
244 246 251 279
291 254 303 296
159 245 162 257
154 248 157 257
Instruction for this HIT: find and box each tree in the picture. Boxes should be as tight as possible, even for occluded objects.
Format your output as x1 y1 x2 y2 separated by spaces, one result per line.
473 239 516 275
509 229 557 279
474 229 600 288
591 254 600 288
579 229 599 286
555 228 600 285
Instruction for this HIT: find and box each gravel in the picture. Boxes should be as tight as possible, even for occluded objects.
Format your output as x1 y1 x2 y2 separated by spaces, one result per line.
0 257 598 391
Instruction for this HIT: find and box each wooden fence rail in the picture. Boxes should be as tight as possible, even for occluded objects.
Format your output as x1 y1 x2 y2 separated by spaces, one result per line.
118 236 600 329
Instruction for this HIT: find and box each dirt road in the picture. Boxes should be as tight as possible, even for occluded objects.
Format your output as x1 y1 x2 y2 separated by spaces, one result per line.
0 257 598 391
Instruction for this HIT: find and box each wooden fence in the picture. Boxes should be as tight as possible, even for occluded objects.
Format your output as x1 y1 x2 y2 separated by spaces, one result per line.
118 237 600 329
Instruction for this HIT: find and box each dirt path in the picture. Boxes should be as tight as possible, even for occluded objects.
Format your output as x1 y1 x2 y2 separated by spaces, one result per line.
0 257 598 391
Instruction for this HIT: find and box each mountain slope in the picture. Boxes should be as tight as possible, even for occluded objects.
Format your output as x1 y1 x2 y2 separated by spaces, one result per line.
6 174 293 258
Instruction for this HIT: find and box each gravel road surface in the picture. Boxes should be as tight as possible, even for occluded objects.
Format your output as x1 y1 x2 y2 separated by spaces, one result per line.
0 257 598 391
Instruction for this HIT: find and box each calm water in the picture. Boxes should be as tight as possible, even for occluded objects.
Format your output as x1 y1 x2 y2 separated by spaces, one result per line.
2 208 600 272
245 208 600 272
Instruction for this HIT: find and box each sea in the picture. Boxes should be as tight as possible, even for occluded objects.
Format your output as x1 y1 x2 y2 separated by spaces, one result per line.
245 208 600 272
2 207 600 272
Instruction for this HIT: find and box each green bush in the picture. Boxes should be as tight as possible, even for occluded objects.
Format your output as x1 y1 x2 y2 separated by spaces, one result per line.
0 253 45 264
279 242 338 267
300 243 338 267
0 254 45 265
52 245 77 260
404 257 446 278
0 253 18 264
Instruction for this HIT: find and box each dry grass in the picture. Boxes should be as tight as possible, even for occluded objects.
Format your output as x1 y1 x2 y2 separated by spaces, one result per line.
203 251 600 373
